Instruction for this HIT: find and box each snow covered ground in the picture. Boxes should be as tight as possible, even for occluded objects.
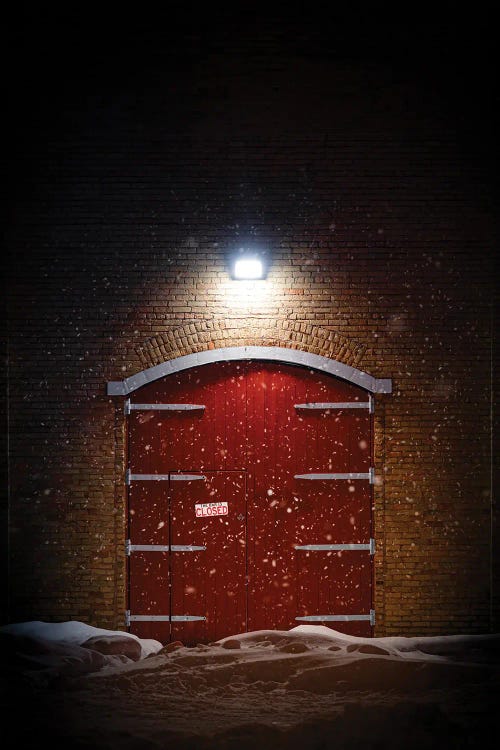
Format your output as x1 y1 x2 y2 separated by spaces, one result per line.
2 621 499 749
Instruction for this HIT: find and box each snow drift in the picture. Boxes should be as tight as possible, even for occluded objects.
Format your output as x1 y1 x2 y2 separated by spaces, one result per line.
1 621 499 749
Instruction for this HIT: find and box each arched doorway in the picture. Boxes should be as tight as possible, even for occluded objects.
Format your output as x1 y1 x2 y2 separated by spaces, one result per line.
120 355 385 644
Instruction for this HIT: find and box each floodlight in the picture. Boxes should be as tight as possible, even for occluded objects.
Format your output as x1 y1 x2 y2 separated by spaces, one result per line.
233 257 264 279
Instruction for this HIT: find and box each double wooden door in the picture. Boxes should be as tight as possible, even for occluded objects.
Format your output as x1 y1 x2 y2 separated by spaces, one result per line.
126 361 374 643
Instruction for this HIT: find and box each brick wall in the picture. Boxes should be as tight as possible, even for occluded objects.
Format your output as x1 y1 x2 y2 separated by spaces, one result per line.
4 22 497 635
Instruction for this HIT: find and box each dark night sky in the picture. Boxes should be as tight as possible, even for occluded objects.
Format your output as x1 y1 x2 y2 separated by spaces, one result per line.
4 4 498 216
6 5 497 121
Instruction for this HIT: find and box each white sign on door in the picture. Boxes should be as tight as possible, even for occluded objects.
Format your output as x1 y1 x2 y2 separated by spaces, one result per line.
195 502 229 518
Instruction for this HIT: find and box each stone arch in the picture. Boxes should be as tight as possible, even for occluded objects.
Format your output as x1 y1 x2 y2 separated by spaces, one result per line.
107 321 391 395
134 320 368 371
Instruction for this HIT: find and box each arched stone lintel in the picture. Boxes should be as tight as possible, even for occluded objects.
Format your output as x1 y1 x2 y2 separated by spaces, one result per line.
107 346 392 396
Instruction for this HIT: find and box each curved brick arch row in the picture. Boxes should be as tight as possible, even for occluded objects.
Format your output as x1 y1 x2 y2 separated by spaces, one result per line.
108 321 392 395
128 320 386 382
134 320 368 371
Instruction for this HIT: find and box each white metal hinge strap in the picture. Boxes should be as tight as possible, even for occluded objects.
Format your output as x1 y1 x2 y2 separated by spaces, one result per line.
127 473 205 482
295 402 371 410
369 467 375 484
294 472 372 481
126 542 206 555
128 403 206 411
369 395 374 414
127 615 171 622
170 474 206 481
295 541 374 552
127 544 206 553
126 543 170 555
128 474 170 481
125 476 206 484
296 610 375 624
170 616 206 622
126 613 206 623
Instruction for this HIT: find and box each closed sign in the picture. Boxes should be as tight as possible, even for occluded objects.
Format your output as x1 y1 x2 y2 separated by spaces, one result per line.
195 502 228 518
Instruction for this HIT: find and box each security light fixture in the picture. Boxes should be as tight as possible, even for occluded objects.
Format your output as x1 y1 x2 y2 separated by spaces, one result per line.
230 251 267 280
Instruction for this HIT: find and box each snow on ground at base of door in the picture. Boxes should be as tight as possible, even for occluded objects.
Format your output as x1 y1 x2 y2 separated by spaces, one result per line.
0 619 162 659
2 622 500 750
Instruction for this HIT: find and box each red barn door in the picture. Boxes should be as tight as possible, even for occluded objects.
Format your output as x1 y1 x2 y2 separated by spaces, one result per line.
126 361 374 643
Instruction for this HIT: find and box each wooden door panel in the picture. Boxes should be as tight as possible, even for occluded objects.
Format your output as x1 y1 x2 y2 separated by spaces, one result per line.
246 476 297 632
292 480 372 544
170 472 247 643
293 411 371 473
291 370 370 473
244 364 297 632
129 364 247 471
296 550 372 614
128 483 169 545
296 549 372 636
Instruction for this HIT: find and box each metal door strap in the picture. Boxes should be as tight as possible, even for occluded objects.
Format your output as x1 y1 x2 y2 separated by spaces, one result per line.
296 610 375 625
125 400 205 414
170 474 206 481
125 611 206 625
295 540 375 554
294 470 374 483
126 542 206 555
127 472 205 483
295 401 371 410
